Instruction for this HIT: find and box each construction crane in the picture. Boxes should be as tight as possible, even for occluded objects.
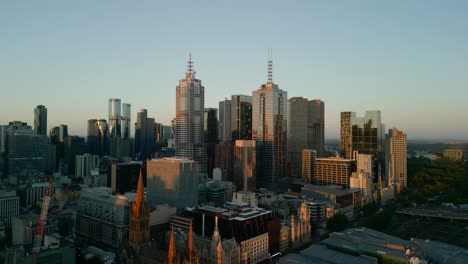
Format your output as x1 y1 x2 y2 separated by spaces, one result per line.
31 180 52 264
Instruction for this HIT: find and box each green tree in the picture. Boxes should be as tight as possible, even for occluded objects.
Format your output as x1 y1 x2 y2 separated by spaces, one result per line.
326 213 348 232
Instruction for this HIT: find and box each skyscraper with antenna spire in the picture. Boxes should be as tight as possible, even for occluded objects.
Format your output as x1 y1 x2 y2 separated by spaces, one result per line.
252 53 288 189
175 54 207 173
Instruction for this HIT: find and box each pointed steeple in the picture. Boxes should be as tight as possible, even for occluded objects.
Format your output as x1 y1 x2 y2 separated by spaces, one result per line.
132 169 147 217
188 222 194 256
213 216 220 241
168 227 176 264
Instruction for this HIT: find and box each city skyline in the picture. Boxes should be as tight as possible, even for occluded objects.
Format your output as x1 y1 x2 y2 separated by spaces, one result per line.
2 1 468 140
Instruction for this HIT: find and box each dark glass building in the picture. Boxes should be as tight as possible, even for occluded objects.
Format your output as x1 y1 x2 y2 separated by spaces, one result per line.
109 162 145 194
230 95 252 141
135 109 156 161
34 105 47 136
204 108 218 177
4 122 48 176
87 119 109 157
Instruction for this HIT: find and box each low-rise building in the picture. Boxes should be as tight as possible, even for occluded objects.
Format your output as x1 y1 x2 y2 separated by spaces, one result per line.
0 190 19 228
76 188 134 249
443 149 464 161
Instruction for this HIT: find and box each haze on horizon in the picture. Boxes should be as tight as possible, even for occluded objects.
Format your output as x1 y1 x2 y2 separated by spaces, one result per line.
1 1 467 140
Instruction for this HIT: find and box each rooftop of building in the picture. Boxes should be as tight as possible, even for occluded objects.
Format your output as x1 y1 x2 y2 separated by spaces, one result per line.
279 244 378 264
149 157 194 163
192 202 272 221
79 188 135 206
321 227 468 263
302 184 360 196
316 157 356 162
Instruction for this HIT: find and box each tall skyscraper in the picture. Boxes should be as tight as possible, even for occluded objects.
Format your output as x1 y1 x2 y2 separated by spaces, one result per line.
87 119 109 157
230 95 252 141
340 111 385 181
287 98 325 177
234 140 256 192
287 97 308 177
340 112 353 159
385 128 407 188
204 108 219 177
308 99 325 157
218 98 231 142
122 103 131 139
135 109 155 160
49 125 68 172
108 98 122 138
175 55 207 173
34 105 47 136
252 57 287 189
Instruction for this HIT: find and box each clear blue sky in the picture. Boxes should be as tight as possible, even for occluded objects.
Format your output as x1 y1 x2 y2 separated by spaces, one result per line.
1 1 467 140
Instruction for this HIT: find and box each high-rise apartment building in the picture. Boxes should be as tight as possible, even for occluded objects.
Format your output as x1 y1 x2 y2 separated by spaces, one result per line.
385 128 407 188
135 109 155 160
231 95 252 141
340 112 353 159
87 119 109 156
314 158 356 187
252 59 287 189
204 108 218 177
218 99 231 142
175 55 207 173
34 105 47 136
146 157 199 209
234 140 256 192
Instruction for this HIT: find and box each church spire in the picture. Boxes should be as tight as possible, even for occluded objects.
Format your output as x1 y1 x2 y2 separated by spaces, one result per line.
132 169 147 216
188 222 194 256
168 227 176 264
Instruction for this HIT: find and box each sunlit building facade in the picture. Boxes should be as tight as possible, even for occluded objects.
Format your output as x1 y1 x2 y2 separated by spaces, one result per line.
108 98 122 138
175 56 207 173
234 140 256 192
314 158 356 187
146 157 199 209
87 119 109 156
252 60 287 189
385 127 407 188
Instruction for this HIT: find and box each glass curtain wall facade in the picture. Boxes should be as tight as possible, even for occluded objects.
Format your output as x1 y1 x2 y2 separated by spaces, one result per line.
252 82 287 189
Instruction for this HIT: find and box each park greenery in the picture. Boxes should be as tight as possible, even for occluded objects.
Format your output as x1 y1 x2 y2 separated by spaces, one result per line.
405 157 468 205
